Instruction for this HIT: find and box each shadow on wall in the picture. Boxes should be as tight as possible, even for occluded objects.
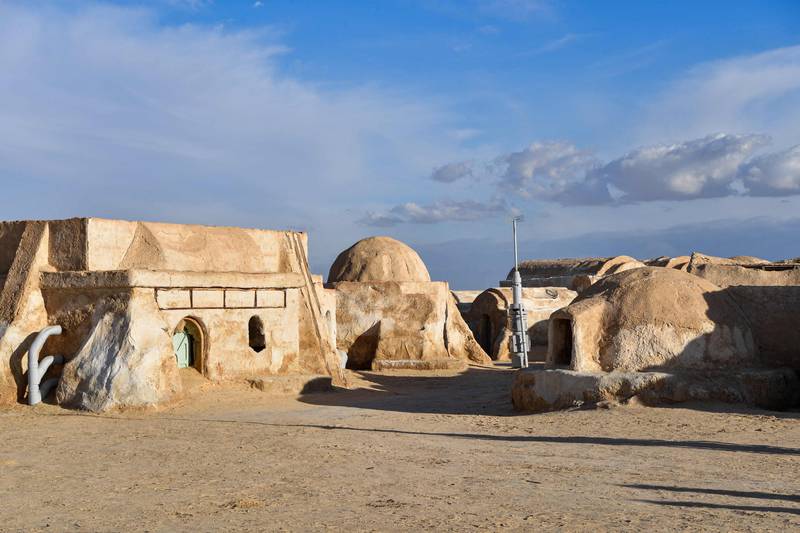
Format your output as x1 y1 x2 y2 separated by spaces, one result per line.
346 322 381 370
718 285 800 369
641 287 761 372
686 285 800 372
9 332 37 403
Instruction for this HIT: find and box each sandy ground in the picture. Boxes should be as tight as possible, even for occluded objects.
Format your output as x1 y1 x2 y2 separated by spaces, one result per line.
1 365 799 532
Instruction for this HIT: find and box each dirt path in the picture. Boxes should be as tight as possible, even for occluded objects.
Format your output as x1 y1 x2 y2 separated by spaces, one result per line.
1 366 799 531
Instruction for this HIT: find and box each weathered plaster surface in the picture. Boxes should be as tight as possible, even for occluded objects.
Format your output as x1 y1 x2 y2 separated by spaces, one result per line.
0 218 336 410
465 287 576 361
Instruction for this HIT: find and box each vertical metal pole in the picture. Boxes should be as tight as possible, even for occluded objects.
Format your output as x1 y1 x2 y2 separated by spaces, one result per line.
509 217 529 369
513 217 519 271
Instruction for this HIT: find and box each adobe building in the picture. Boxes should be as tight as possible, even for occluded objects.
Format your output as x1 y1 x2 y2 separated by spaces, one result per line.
686 252 800 369
464 286 576 361
513 267 800 412
450 290 482 315
0 218 343 411
327 236 491 370
501 256 646 292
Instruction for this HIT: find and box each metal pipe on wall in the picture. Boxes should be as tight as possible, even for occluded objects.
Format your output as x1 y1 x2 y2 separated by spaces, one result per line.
27 325 64 406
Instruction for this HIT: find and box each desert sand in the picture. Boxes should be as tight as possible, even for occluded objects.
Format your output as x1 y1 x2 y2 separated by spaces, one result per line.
1 365 798 532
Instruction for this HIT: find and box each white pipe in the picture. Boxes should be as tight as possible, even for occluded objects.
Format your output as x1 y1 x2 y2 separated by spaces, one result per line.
27 325 63 406
509 218 529 369
38 378 61 401
36 355 62 378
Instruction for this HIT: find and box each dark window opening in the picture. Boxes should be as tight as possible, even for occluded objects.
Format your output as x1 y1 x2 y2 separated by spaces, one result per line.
248 316 266 353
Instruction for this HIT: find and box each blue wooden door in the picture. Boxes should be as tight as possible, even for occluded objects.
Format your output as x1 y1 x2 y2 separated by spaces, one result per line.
173 330 191 368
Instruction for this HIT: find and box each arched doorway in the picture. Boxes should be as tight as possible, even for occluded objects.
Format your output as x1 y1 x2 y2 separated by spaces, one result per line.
173 317 205 374
549 318 573 367
478 314 494 358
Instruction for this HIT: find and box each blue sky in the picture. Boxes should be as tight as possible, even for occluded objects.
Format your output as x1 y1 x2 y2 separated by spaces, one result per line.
1 0 799 287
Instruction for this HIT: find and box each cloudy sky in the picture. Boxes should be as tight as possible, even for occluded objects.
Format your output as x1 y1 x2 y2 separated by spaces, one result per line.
1 1 799 288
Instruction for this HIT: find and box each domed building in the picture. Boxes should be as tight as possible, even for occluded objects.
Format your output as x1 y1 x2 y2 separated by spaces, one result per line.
547 267 758 372
502 255 647 292
327 236 490 370
513 266 799 413
465 286 576 361
328 236 431 283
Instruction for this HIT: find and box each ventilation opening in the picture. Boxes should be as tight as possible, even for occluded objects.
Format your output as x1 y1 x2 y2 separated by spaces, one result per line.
249 315 266 353
478 314 494 358
325 310 335 340
550 318 573 366
173 317 205 374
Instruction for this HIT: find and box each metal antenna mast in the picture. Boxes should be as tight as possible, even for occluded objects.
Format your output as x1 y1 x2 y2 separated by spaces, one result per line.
513 217 519 271
509 217 529 369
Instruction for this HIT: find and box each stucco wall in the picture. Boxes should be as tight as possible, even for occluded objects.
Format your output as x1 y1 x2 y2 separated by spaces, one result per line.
688 262 800 369
0 218 324 408
465 287 576 361
333 280 489 369
83 218 305 273
159 288 301 381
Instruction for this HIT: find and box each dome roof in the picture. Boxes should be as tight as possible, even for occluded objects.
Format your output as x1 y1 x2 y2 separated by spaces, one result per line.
550 267 757 372
328 236 431 283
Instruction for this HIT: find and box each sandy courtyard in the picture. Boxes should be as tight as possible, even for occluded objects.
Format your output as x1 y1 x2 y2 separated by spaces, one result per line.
1 366 799 532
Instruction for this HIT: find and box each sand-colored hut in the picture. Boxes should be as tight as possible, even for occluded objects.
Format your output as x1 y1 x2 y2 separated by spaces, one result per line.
328 236 490 370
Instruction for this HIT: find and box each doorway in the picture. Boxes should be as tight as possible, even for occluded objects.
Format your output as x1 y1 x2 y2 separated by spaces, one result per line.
478 314 493 358
550 318 573 367
173 317 205 374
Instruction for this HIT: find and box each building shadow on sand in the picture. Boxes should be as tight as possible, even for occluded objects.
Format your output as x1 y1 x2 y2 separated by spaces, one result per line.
625 483 800 516
299 364 523 417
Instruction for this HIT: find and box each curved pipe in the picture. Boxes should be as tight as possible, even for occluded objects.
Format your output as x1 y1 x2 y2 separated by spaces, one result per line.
36 355 64 378
27 325 63 406
38 378 61 402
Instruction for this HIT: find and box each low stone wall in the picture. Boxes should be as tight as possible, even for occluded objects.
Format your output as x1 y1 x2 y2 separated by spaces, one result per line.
512 368 800 412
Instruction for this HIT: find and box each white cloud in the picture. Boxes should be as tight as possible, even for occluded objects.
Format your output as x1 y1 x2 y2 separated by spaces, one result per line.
0 3 463 263
593 133 769 202
422 133 800 211
497 141 599 200
642 45 800 146
359 198 517 226
431 160 476 183
529 33 584 55
740 145 800 196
